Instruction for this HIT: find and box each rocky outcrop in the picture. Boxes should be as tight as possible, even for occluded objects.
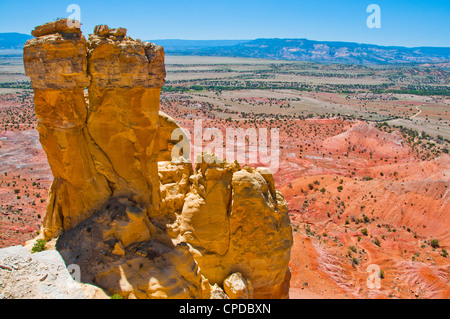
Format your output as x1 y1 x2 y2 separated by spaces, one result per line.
0 245 108 299
223 272 253 299
158 111 190 162
172 153 293 299
86 26 165 213
23 20 292 299
24 19 166 239
23 22 111 239
55 197 207 299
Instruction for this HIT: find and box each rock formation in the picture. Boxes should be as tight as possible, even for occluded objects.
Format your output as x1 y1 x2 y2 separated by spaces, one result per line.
0 245 108 299
24 20 167 239
223 272 253 299
24 21 110 239
55 197 207 299
172 153 292 298
22 19 293 299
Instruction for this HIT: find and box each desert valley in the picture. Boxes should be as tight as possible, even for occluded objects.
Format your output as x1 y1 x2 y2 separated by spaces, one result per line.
0 43 448 299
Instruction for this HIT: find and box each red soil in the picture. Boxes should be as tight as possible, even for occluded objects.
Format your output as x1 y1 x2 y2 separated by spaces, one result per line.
279 123 449 299
0 129 52 247
0 92 448 299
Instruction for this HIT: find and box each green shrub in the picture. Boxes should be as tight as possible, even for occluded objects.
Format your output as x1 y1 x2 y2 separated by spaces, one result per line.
31 239 46 253
374 238 381 247
430 239 440 248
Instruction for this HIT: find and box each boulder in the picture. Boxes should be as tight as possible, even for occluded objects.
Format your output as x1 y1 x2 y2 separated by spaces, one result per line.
31 19 82 37
0 245 108 299
223 272 253 299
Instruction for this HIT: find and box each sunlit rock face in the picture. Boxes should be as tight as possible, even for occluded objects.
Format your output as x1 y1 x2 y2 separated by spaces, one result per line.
24 21 111 239
23 20 292 299
24 20 165 238
174 154 293 299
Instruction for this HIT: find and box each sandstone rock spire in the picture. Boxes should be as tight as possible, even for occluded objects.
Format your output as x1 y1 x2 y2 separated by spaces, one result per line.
24 20 111 239
24 21 208 299
86 24 165 213
23 20 166 238
24 20 293 299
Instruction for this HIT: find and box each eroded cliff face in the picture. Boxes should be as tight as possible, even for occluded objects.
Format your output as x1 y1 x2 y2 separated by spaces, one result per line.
86 27 165 210
170 154 293 299
23 23 112 239
24 21 167 238
23 19 292 299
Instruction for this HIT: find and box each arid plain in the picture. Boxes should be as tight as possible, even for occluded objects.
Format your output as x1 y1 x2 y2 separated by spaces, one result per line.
0 54 449 299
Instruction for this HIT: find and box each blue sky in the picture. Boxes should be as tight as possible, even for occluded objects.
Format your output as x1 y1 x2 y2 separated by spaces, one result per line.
0 0 449 47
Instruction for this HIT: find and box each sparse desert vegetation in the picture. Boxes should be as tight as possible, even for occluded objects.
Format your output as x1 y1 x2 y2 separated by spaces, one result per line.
0 54 449 299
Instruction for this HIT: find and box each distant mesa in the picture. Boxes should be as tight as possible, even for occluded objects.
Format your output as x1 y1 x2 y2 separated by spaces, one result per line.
151 38 450 65
0 33 33 55
3 28 450 65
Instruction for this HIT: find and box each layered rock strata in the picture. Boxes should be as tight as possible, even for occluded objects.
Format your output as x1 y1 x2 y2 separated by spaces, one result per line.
23 20 293 299
23 23 111 239
24 20 166 238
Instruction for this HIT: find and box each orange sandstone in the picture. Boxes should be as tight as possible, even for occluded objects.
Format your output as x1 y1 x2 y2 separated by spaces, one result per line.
23 20 293 299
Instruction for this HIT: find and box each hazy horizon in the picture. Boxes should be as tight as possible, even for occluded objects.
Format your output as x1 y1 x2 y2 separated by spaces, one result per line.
148 38 450 49
2 34 450 50
0 0 449 48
